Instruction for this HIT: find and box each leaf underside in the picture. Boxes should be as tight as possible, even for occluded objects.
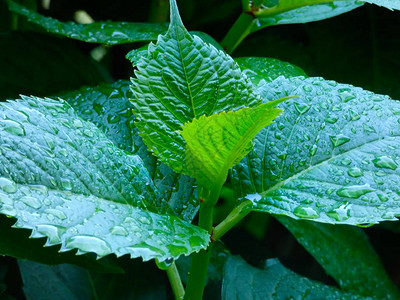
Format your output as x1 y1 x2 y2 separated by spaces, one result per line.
131 0 261 173
61 80 198 222
222 256 369 299
277 216 400 299
231 76 400 225
7 0 168 45
0 96 208 260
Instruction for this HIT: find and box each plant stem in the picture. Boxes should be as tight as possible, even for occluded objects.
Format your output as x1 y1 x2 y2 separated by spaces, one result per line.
166 262 185 300
184 185 221 300
220 12 255 54
148 0 170 23
213 200 252 241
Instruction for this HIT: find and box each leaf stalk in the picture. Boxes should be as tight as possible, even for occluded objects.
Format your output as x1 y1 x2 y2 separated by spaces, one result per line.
166 262 185 300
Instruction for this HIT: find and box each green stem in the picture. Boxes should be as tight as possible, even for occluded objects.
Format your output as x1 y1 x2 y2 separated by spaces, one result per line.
148 0 170 23
220 12 255 54
184 185 221 300
166 262 185 300
213 200 252 241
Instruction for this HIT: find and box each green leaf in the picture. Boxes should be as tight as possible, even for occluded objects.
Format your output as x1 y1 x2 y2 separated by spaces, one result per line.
18 261 93 300
7 0 168 45
0 215 122 274
249 1 363 33
231 76 400 225
0 31 109 101
235 57 308 85
222 256 370 299
0 96 209 261
277 216 399 299
61 80 198 222
181 100 284 189
131 0 261 173
361 0 400 10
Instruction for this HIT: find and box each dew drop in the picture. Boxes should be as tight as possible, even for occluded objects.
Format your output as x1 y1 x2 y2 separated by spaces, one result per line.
66 236 112 257
61 179 73 191
293 205 320 219
3 120 25 136
326 204 350 221
45 208 67 220
372 155 398 170
0 177 17 193
0 193 13 205
329 134 350 147
36 224 62 243
347 167 363 178
111 225 128 236
377 194 389 202
107 115 121 124
325 116 338 124
309 144 317 156
336 184 375 198
20 196 41 209
294 102 311 114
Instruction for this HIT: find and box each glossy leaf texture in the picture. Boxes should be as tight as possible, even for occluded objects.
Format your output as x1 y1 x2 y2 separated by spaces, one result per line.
249 1 363 34
361 0 400 10
7 0 168 45
61 80 198 221
231 76 400 225
235 57 307 85
181 100 284 188
277 216 399 299
222 256 370 299
131 0 261 173
0 96 209 260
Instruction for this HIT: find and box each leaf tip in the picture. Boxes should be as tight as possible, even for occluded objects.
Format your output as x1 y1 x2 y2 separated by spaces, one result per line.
169 0 184 28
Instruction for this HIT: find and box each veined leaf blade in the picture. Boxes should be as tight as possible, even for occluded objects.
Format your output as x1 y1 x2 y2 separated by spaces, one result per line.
0 96 209 260
232 76 400 225
131 0 261 173
61 80 198 222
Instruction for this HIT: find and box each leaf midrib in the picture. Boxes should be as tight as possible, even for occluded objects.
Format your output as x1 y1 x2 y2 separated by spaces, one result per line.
260 135 387 198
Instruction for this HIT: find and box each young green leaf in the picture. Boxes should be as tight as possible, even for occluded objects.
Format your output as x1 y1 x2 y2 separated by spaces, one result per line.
131 0 261 173
180 100 285 190
7 0 168 45
235 57 307 85
222 256 370 299
277 216 399 299
61 80 198 222
231 76 400 225
0 96 209 261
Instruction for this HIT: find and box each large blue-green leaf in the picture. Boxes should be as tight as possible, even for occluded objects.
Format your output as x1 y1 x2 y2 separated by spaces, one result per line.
131 0 261 173
61 80 198 222
222 256 370 299
0 96 208 261
235 57 307 85
7 0 168 45
277 216 399 299
361 0 400 10
231 76 400 225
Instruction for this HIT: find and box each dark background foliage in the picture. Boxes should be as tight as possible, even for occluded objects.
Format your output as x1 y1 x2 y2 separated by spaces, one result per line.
2 0 400 298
